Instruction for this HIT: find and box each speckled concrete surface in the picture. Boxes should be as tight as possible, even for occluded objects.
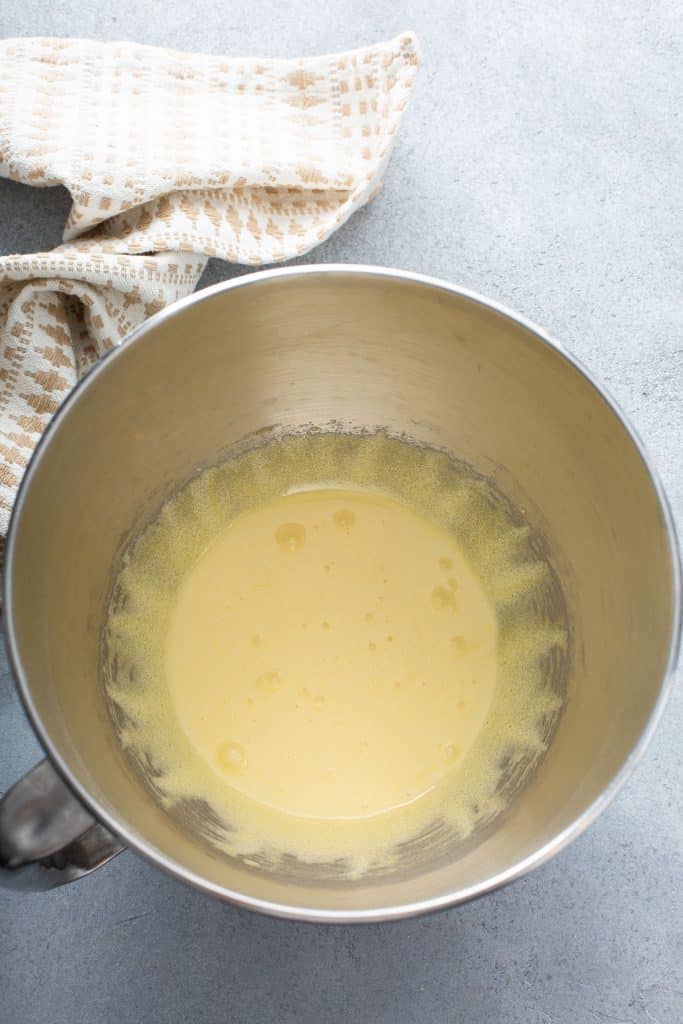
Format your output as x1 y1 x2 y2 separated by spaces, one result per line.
1 3 681 1022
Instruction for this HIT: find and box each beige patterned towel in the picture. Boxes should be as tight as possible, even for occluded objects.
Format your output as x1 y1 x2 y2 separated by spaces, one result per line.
0 32 420 543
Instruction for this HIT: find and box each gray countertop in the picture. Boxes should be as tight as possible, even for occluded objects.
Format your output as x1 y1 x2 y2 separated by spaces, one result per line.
1 2 681 1022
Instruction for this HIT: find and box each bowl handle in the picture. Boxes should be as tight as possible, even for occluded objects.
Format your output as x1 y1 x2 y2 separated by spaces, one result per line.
0 759 124 890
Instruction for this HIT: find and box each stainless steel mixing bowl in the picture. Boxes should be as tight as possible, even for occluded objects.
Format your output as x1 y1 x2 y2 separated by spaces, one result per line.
0 266 679 919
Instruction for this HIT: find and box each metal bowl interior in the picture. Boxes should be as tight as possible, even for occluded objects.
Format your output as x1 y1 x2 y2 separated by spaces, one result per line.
4 266 680 921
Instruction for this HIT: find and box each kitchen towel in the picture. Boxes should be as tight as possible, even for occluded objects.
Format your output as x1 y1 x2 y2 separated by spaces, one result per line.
0 32 420 545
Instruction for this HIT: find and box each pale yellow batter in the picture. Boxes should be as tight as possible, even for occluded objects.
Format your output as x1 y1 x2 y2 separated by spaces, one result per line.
167 488 497 821
104 431 568 875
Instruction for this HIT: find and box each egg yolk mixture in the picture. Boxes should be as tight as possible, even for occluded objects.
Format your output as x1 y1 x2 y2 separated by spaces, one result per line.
104 432 567 875
169 487 497 820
